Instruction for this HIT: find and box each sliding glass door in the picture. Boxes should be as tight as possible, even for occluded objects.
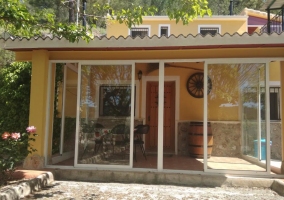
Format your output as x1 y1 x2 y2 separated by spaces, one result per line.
206 62 269 173
75 64 135 167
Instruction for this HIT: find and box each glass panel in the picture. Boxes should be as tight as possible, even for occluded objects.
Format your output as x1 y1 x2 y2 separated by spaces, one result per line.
47 63 78 166
269 62 282 171
77 65 132 166
241 65 266 161
207 63 267 171
162 62 204 171
133 63 158 169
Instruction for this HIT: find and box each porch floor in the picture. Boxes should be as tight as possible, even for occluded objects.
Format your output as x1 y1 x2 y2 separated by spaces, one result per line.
53 151 281 174
133 153 268 171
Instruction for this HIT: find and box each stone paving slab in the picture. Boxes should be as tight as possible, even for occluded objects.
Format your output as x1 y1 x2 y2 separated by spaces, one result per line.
20 181 284 199
1 169 284 199
0 172 54 200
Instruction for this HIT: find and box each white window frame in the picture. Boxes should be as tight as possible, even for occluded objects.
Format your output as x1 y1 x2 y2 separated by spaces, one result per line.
198 25 221 35
128 25 151 37
158 24 171 37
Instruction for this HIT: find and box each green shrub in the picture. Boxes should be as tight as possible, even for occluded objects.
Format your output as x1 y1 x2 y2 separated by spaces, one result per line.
0 62 32 185
0 62 31 134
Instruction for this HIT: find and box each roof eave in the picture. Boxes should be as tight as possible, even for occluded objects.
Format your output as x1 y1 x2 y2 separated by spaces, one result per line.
1 32 284 52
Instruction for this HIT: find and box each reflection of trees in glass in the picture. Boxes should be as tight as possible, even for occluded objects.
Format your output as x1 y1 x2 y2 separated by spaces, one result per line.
90 65 132 85
208 63 264 104
208 63 266 156
80 65 133 117
100 86 132 116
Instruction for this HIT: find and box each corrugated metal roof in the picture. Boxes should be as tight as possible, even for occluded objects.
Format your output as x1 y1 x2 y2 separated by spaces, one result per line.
1 32 284 51
262 0 284 10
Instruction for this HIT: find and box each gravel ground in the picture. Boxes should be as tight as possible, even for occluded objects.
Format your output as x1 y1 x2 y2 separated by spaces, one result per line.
23 181 284 200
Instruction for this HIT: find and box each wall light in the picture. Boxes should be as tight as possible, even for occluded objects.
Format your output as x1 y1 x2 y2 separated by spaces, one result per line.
138 70 142 80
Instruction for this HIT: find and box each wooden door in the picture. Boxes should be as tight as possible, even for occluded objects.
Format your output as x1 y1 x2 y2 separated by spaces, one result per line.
145 81 175 153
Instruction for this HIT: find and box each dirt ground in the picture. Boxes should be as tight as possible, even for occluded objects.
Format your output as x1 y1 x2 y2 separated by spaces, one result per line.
23 181 284 200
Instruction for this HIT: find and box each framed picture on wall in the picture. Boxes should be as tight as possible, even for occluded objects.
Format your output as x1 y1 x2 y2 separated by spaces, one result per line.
99 85 135 117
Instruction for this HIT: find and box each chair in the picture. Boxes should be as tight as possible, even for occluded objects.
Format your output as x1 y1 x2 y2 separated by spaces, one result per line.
92 123 104 154
111 124 130 153
134 124 150 162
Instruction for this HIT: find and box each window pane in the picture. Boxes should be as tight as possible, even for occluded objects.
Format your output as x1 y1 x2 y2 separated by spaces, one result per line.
77 65 132 166
200 28 219 36
131 28 149 38
160 26 168 36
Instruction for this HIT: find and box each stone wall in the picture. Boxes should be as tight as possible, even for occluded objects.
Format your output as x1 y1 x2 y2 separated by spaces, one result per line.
211 122 241 157
271 122 281 160
177 121 282 160
177 121 191 155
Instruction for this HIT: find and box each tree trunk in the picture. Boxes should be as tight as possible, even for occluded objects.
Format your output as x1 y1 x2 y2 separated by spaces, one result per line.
69 0 75 23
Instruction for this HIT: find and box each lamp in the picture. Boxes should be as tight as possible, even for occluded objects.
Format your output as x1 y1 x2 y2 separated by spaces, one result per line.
138 70 142 80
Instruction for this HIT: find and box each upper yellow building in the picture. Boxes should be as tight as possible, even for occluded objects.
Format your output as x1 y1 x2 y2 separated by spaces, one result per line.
107 15 248 38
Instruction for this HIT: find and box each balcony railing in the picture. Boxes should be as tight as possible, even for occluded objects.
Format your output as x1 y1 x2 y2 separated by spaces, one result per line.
260 9 284 34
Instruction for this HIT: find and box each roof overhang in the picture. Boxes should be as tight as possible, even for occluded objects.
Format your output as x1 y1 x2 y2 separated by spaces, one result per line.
1 33 284 52
261 0 284 10
240 8 274 19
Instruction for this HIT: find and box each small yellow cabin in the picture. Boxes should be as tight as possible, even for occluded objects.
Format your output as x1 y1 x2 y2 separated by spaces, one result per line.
1 4 284 179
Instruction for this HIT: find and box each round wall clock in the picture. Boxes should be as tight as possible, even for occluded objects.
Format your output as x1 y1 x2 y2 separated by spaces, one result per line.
187 72 212 98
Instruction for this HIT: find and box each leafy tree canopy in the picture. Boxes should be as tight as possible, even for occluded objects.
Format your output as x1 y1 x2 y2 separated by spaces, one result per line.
208 0 264 15
1 0 92 42
1 0 211 42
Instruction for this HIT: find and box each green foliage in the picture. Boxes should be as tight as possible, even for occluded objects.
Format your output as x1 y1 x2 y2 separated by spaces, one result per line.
52 117 76 155
0 62 34 185
0 127 37 185
0 0 38 35
1 0 213 41
112 5 158 28
208 0 264 15
0 62 31 133
93 0 211 27
0 0 93 42
0 49 15 68
166 0 211 25
27 0 68 23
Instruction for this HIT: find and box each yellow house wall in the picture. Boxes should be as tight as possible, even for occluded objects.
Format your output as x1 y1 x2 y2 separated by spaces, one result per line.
29 50 49 157
270 61 281 81
107 18 247 37
65 68 78 117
